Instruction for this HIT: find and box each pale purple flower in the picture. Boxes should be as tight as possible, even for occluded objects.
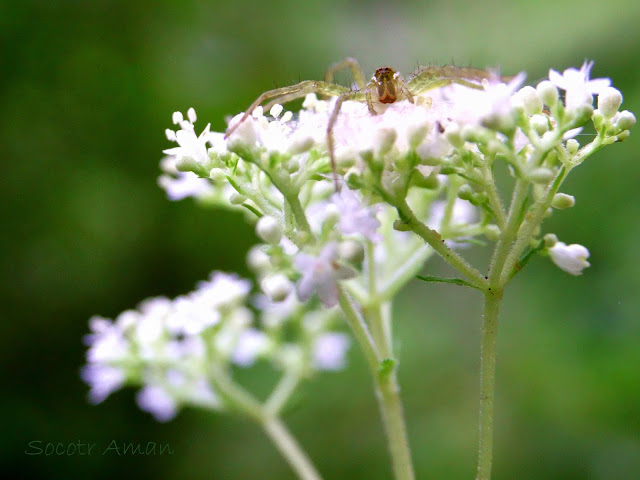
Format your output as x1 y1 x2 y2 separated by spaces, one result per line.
445 72 526 127
330 188 381 241
549 242 590 275
81 364 126 404
312 332 350 370
136 385 177 422
549 61 610 111
84 316 130 363
295 243 356 307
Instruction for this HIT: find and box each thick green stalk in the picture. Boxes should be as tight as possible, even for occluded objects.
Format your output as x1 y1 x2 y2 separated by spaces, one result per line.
475 290 501 480
364 243 415 480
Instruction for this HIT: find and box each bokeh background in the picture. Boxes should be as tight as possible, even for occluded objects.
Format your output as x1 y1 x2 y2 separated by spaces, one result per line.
2 0 639 478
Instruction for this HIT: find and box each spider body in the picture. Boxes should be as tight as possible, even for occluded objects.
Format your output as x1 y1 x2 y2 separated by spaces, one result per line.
374 67 400 104
224 58 498 188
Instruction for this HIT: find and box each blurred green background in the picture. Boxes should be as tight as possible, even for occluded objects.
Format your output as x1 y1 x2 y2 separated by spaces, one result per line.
2 0 639 478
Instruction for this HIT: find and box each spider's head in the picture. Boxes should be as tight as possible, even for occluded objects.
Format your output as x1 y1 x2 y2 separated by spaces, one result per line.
374 67 398 104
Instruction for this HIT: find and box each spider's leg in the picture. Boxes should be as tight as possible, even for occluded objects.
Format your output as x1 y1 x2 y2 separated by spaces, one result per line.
326 91 361 190
225 81 349 139
324 57 367 90
395 74 415 104
407 66 487 96
365 82 378 116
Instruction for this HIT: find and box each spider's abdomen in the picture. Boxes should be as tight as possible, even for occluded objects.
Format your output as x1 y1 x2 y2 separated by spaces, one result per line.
375 67 398 104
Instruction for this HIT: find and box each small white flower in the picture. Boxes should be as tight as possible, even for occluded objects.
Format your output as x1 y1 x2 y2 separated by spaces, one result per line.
549 61 610 111
165 295 221 336
231 329 270 367
163 123 212 165
295 243 356 307
312 332 350 371
195 272 252 310
445 72 526 128
548 242 590 275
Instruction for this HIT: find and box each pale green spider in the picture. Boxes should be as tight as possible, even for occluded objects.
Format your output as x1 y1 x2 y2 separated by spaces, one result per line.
225 58 499 188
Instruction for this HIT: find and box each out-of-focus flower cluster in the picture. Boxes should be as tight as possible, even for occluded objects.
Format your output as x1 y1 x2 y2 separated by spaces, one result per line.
82 272 350 421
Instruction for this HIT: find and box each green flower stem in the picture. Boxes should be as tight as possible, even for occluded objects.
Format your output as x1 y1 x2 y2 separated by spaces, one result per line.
487 179 529 283
475 290 501 480
364 243 415 480
209 365 322 480
283 190 312 235
394 199 488 289
266 371 301 416
375 364 415 480
263 416 323 480
378 245 433 303
481 164 507 230
338 287 381 371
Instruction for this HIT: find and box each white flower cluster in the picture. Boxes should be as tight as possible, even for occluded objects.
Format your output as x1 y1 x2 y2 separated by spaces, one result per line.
82 272 350 421
85 60 634 422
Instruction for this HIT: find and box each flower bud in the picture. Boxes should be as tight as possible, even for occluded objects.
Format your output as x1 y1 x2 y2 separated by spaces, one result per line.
247 246 271 272
551 193 575 209
573 104 594 125
261 274 292 302
338 240 365 264
616 110 636 131
411 170 439 189
445 123 464 148
374 128 397 157
529 167 555 184
543 233 558 248
536 81 559 107
597 87 623 118
457 184 474 202
288 136 314 155
256 216 282 244
408 123 429 149
209 168 227 181
514 86 543 115
565 139 579 156
176 156 200 173
530 114 550 135
229 192 247 205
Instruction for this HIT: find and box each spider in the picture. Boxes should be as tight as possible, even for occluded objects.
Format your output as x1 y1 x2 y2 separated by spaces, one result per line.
224 58 498 189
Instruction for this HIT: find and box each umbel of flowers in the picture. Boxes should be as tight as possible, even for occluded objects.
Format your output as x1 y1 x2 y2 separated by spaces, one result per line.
84 61 633 480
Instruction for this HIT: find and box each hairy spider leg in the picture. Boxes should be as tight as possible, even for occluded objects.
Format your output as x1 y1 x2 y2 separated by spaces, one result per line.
324 57 368 90
407 66 496 94
326 90 365 190
224 80 349 139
